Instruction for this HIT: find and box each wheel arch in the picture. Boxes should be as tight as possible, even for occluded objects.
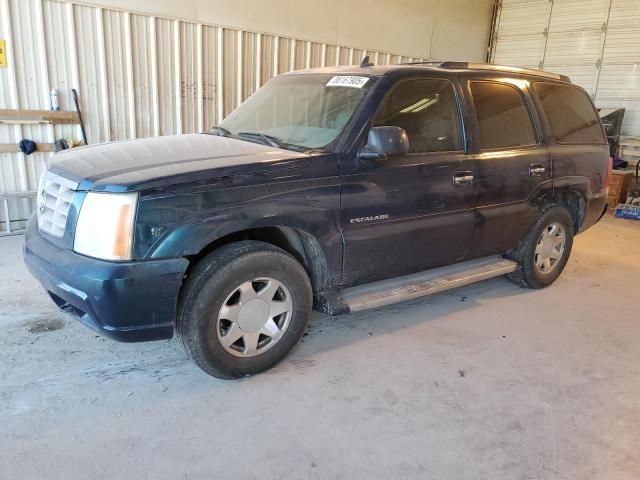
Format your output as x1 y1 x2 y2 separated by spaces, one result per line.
534 178 589 234
557 193 589 235
183 225 329 295
544 190 585 233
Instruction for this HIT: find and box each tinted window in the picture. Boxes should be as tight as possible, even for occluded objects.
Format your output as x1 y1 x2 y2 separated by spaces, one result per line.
471 81 536 149
533 83 605 144
373 79 462 153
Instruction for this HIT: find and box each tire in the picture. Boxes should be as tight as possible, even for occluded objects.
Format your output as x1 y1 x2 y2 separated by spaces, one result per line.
506 205 574 289
177 241 312 379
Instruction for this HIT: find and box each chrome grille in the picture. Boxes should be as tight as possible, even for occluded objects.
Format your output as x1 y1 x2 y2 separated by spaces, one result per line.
37 172 78 238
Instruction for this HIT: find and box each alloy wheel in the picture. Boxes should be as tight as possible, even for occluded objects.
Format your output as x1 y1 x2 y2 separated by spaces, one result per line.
216 277 293 357
534 222 566 274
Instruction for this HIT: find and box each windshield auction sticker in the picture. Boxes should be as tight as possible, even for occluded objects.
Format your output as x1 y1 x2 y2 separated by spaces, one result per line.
326 76 369 88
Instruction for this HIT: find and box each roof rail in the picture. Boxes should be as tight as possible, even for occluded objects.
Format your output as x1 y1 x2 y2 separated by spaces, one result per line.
402 61 442 65
401 61 571 83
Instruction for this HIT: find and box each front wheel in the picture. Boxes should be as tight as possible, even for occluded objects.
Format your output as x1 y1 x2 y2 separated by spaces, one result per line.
507 205 574 289
178 241 312 379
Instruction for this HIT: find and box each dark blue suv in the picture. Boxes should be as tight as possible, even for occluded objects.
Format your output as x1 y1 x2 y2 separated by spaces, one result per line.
24 61 610 378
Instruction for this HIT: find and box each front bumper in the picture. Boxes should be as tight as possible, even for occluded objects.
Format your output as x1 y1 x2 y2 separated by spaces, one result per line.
23 217 189 342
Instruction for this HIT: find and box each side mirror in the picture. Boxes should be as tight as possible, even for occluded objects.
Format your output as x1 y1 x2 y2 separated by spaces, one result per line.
360 126 409 159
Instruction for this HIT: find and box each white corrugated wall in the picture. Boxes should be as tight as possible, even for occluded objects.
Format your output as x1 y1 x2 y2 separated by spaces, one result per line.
491 0 640 137
0 0 425 234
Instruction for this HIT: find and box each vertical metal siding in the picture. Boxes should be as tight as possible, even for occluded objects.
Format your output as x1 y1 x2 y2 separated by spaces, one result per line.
1 0 46 233
202 25 220 133
596 0 640 135
0 0 426 233
492 0 640 136
155 17 177 137
492 0 551 69
131 14 155 139
543 0 610 93
180 22 198 135
103 9 131 141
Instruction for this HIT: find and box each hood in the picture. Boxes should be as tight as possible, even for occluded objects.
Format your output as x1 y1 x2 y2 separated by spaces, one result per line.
48 134 310 192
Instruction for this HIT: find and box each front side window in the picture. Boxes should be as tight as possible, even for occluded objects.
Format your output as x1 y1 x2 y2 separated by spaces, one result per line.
471 81 537 149
533 82 605 144
373 78 463 153
220 74 376 150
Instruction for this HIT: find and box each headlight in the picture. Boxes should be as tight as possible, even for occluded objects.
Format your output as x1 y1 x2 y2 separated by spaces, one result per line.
74 192 138 261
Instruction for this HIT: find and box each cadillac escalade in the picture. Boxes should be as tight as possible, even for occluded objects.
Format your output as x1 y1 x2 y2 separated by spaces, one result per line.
24 61 610 378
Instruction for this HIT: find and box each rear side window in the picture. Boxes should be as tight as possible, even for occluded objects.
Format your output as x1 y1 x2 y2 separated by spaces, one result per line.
470 81 537 149
533 83 605 144
373 78 462 153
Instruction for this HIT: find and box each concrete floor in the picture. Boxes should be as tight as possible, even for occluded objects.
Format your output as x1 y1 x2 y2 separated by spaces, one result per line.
1 215 639 480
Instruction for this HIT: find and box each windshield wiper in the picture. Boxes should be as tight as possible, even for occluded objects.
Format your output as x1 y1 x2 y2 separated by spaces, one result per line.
211 129 305 151
208 126 232 136
237 131 285 148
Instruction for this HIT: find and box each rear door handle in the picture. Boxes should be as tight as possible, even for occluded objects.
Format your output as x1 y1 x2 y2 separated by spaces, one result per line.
453 171 474 186
529 164 546 176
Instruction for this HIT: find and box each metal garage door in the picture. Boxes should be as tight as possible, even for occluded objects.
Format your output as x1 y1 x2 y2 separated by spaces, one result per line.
491 0 640 136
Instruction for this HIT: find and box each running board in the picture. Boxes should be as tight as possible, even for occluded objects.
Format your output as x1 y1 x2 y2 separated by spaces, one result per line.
342 256 517 312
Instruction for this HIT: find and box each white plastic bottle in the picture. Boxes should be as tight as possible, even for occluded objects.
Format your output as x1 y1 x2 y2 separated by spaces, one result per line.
50 88 60 111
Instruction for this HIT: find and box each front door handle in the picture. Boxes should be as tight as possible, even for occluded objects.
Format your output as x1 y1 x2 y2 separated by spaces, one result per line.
453 171 474 186
530 164 546 176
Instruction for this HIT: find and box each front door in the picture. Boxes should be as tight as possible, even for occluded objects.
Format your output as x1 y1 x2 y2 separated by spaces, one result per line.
340 77 476 287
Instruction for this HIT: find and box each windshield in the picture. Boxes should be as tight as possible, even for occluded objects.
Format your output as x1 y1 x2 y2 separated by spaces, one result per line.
219 74 376 150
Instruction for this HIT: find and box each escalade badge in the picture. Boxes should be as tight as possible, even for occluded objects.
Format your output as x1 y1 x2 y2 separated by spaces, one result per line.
349 214 390 224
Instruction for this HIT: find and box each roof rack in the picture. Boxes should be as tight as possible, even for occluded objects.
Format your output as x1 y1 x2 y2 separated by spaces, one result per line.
402 61 442 65
401 61 571 83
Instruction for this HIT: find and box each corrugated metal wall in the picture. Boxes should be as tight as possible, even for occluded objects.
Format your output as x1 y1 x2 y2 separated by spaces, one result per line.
0 0 425 235
491 0 640 137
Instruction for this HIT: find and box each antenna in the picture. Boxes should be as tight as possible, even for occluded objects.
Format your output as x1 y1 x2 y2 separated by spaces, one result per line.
360 55 374 68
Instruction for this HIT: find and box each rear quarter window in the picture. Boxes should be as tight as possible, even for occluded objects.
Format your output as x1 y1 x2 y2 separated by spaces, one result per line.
533 83 605 144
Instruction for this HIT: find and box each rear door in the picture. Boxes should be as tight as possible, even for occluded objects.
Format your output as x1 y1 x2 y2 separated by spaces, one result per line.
465 78 552 257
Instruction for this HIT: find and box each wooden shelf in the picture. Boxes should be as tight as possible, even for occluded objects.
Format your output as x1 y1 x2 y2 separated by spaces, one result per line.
0 143 56 153
0 109 80 125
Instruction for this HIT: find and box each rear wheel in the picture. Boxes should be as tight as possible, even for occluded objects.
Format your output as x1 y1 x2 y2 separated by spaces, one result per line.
507 205 574 289
178 241 312 379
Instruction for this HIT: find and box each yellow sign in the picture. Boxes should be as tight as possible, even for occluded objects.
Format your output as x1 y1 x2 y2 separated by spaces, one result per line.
0 40 6 68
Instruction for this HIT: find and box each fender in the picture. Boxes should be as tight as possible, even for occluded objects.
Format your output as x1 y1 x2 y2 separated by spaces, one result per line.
133 155 343 292
495 174 600 234
552 175 593 198
552 174 607 232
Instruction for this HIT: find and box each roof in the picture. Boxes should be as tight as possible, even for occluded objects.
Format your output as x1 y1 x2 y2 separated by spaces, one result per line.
285 61 571 83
